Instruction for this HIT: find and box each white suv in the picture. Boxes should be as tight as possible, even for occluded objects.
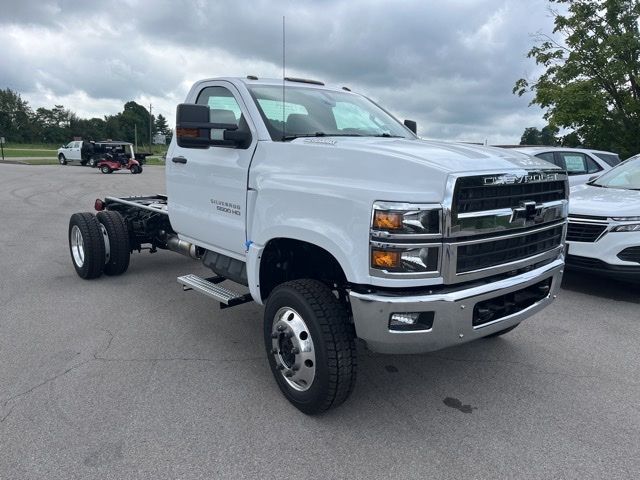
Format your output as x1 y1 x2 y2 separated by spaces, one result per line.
566 157 640 282
514 147 620 186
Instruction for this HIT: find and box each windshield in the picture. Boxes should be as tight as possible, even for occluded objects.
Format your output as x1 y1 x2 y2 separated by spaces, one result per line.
247 85 414 141
592 158 640 189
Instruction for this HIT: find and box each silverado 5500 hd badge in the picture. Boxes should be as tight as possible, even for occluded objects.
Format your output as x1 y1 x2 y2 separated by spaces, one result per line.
210 199 241 216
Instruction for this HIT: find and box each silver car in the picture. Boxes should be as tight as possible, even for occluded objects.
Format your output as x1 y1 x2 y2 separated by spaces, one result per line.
514 147 620 186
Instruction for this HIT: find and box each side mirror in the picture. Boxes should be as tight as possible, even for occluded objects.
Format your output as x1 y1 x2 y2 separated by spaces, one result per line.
587 174 600 183
176 103 250 148
404 119 417 135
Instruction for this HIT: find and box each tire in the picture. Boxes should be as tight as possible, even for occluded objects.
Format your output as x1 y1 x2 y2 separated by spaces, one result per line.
100 165 111 174
264 279 357 414
484 323 520 338
89 157 98 168
96 210 130 276
68 212 105 279
58 154 67 165
130 165 139 174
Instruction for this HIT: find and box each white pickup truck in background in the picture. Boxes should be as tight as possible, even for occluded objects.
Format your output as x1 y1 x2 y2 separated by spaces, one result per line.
67 76 568 413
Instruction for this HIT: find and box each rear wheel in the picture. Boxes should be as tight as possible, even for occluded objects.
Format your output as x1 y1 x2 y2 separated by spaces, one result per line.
58 154 67 165
96 210 130 275
89 157 98 168
264 279 357 414
100 165 111 174
130 165 141 174
68 212 105 279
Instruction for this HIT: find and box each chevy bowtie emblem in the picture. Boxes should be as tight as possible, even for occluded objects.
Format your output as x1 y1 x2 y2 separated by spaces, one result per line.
510 201 542 223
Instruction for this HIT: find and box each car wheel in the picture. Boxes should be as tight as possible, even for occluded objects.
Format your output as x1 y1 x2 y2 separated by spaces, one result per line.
89 157 98 168
68 212 105 279
58 154 67 165
264 279 357 414
96 210 130 276
100 165 111 174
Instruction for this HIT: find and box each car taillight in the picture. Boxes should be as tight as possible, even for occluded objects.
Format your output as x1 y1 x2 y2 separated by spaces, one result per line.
94 199 105 211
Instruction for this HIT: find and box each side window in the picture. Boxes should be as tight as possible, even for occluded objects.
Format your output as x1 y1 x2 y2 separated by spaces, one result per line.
196 86 243 128
535 152 557 165
558 152 588 175
585 155 603 174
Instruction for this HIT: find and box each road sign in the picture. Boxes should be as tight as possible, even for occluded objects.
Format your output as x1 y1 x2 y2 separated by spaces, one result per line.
0 137 5 144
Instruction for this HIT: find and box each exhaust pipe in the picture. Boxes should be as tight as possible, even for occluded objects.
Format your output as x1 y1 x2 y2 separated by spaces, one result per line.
166 235 200 259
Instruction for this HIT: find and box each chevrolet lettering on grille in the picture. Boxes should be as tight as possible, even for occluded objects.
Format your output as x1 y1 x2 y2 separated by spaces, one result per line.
482 172 560 185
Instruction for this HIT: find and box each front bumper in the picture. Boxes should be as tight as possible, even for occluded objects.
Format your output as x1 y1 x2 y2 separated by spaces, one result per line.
349 258 564 354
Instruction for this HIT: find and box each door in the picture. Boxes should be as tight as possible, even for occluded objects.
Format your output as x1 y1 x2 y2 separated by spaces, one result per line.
67 141 82 161
555 151 603 186
167 82 256 258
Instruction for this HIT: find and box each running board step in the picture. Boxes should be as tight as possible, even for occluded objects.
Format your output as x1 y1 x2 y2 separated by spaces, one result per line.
177 274 253 309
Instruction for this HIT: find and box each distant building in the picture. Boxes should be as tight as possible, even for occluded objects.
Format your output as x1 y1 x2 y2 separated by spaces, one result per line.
153 133 167 145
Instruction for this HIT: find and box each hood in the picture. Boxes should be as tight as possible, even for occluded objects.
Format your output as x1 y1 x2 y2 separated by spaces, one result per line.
569 184 640 217
296 137 558 174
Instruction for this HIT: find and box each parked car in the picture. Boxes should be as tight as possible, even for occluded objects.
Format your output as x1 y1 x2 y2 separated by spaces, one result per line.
513 147 620 186
566 157 640 281
58 140 148 167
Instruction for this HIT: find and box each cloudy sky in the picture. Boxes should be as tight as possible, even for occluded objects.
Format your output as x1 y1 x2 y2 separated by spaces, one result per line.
0 0 560 144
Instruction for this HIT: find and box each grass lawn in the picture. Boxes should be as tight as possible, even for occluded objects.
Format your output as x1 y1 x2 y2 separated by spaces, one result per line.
1 148 57 158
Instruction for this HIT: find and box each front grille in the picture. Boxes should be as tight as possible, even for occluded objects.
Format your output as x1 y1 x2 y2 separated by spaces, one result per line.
454 178 566 214
566 222 607 242
457 225 563 273
618 247 640 263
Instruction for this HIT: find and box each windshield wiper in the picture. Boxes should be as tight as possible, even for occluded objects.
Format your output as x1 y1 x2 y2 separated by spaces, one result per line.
281 132 363 141
371 133 403 138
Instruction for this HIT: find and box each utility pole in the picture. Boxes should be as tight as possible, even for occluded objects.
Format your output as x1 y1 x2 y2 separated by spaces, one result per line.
149 103 153 152
134 124 138 150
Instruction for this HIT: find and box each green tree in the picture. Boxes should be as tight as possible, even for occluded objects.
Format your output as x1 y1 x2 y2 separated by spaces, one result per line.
0 88 37 142
519 125 560 145
514 0 640 158
155 113 170 136
520 127 542 145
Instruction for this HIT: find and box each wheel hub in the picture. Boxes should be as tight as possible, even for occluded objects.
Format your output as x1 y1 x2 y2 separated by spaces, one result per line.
271 307 316 392
70 225 85 267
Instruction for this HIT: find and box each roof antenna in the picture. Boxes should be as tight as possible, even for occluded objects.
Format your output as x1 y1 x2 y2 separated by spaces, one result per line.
282 15 286 141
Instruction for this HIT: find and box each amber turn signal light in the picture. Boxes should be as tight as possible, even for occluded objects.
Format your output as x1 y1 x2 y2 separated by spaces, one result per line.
373 211 403 230
371 249 400 269
177 127 200 138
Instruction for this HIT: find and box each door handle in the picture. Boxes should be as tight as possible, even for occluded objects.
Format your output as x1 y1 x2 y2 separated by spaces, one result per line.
172 156 187 164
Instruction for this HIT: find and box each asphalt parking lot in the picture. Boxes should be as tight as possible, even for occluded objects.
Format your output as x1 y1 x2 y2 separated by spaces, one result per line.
1 163 639 479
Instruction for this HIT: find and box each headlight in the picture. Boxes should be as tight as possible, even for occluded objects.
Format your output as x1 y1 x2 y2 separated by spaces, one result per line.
371 202 442 237
370 202 443 276
611 224 640 232
371 246 440 273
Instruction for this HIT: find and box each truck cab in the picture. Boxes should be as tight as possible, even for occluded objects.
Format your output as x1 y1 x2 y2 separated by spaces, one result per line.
69 76 568 413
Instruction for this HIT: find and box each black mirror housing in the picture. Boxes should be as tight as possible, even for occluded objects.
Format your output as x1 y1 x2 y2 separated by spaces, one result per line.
176 103 251 149
404 119 417 135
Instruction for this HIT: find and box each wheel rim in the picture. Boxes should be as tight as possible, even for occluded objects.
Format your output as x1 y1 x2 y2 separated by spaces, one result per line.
270 307 316 392
70 225 85 267
59 156 64 164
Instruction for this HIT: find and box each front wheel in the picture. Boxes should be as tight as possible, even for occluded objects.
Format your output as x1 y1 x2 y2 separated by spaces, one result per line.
58 154 67 165
88 157 98 167
100 165 111 174
264 279 357 414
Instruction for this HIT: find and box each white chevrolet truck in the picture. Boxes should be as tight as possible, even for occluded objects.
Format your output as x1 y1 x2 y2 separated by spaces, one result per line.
68 76 568 413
